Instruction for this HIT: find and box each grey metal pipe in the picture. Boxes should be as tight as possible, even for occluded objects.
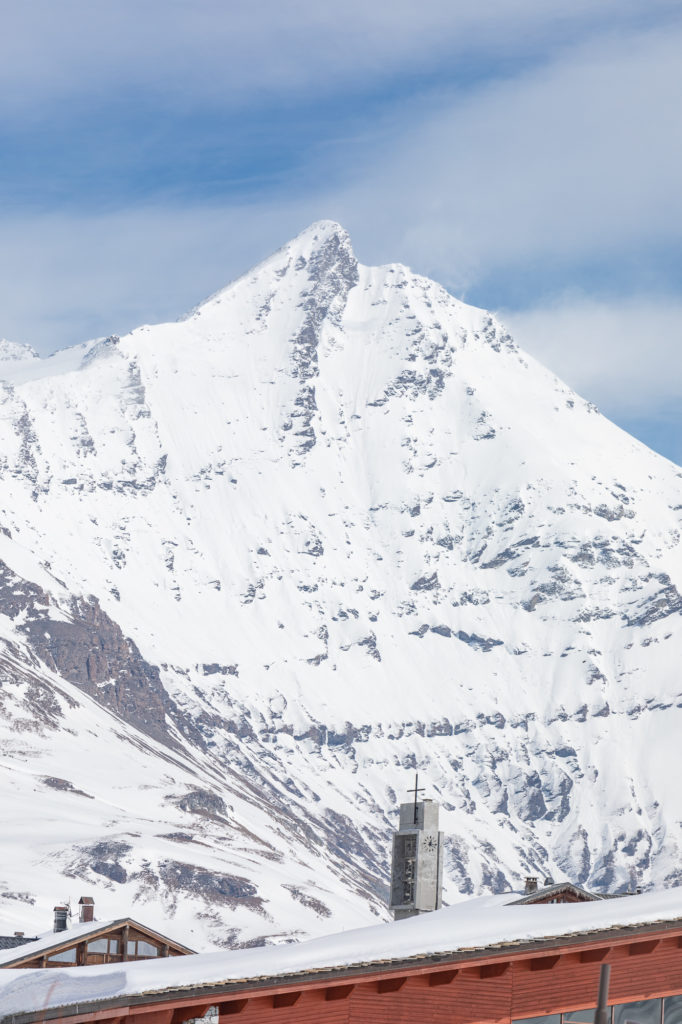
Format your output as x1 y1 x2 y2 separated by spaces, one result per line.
596 963 612 1024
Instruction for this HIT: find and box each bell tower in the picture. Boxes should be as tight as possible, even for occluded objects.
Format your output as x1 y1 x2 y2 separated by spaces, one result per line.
389 774 444 920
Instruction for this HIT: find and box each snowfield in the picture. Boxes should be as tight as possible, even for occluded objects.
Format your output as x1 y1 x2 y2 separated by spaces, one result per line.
0 221 681 951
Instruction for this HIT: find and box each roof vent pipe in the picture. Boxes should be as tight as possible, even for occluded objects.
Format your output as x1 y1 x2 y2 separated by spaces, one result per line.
53 905 69 932
524 876 538 894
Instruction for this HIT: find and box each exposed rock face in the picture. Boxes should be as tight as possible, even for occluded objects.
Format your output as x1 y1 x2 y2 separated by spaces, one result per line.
176 790 228 819
286 227 359 458
26 596 171 747
0 559 171 746
1 221 682 950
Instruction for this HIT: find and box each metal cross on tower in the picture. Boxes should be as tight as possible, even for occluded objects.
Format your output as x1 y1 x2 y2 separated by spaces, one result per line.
407 773 425 824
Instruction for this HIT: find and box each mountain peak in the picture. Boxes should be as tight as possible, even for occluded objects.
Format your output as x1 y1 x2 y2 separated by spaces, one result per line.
276 219 356 275
290 219 352 249
183 220 356 319
184 220 357 321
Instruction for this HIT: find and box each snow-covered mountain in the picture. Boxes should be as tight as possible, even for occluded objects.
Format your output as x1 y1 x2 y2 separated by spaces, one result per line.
1 220 682 951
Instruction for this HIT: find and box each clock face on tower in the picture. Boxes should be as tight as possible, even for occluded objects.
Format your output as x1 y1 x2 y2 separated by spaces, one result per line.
425 836 437 850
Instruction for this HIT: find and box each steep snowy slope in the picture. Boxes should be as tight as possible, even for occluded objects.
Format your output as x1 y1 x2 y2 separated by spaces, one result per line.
1 221 682 948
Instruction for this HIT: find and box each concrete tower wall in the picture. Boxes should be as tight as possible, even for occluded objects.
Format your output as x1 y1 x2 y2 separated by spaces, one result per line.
390 798 444 919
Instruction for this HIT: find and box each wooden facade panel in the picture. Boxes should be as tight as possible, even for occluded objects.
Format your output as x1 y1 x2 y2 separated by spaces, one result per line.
450 968 513 1024
512 955 597 1017
128 1012 173 1024
511 943 682 1019
350 977 465 1024
607 948 682 1001
218 989 349 1024
217 976 497 1024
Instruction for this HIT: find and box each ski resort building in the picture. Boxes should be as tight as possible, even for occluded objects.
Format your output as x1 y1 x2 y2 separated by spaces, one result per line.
0 898 193 970
3 888 682 1024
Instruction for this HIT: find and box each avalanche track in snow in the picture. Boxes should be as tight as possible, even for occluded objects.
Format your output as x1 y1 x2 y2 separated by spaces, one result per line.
1 221 682 950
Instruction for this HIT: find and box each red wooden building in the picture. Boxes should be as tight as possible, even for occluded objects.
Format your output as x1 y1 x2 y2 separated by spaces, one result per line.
2 887 682 1024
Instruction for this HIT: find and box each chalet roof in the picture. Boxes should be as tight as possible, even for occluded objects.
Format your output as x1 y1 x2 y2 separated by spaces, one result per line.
0 937 36 953
2 887 682 1021
508 881 606 905
0 917 194 969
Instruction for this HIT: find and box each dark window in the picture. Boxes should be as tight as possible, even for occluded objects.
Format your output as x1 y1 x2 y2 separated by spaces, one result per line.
564 1012 596 1024
137 941 159 957
127 939 160 958
615 1000 662 1024
515 998 669 1024
665 996 682 1024
401 835 416 903
87 937 120 957
47 947 77 963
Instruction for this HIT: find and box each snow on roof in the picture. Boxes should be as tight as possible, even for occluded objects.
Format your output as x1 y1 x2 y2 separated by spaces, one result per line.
0 917 191 969
0 919 117 968
0 939 36 954
3 888 682 1019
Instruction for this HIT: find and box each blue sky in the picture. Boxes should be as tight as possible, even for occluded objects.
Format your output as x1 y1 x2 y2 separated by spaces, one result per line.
1 1 681 462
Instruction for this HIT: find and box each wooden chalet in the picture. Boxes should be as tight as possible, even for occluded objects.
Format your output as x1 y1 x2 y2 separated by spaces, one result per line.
509 876 610 905
0 897 193 970
3 887 682 1024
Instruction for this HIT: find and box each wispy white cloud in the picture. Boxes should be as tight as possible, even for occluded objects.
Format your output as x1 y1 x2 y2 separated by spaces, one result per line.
0 204 310 351
327 21 682 289
0 0 678 120
502 296 682 417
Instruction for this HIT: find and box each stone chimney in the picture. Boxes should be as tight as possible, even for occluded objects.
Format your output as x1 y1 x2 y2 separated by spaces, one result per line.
78 896 95 923
524 876 538 894
53 904 69 932
14 932 24 938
